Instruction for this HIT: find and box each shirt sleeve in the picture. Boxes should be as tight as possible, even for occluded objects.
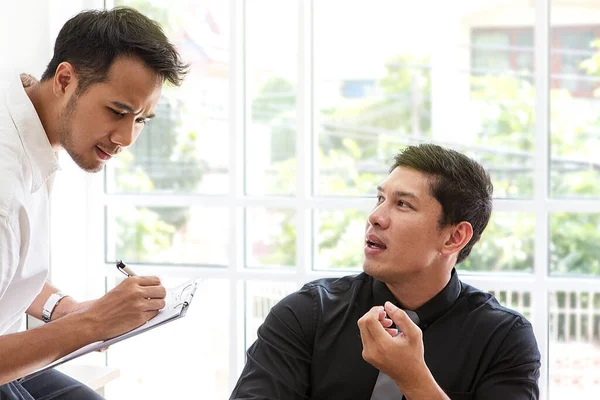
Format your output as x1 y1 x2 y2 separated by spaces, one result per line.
230 285 316 400
474 319 541 399
0 214 19 299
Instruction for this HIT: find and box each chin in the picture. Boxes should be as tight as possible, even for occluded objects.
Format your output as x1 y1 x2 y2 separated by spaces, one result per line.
362 260 381 277
76 158 104 173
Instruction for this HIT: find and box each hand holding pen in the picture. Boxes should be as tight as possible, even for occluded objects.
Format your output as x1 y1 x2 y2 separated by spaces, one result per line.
74 260 167 342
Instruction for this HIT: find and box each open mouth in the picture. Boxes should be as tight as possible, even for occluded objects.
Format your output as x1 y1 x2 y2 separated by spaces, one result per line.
366 239 387 250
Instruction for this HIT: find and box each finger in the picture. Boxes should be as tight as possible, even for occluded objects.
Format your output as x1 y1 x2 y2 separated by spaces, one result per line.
144 309 160 321
140 285 167 299
362 307 393 343
384 301 419 338
385 327 399 337
132 276 162 286
377 308 387 322
358 315 377 349
358 306 383 330
143 298 166 311
358 306 383 343
380 317 393 328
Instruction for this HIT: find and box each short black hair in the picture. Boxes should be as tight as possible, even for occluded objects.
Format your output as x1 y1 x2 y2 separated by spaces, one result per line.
41 7 188 92
391 144 493 264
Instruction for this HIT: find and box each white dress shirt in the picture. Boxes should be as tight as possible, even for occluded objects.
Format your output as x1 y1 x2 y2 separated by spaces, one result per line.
0 75 58 335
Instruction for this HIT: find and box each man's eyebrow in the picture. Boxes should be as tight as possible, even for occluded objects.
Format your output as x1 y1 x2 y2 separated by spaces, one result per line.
111 101 155 119
376 185 420 201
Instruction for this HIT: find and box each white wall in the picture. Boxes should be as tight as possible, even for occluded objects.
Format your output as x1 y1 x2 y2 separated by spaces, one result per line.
0 0 106 302
0 1 52 78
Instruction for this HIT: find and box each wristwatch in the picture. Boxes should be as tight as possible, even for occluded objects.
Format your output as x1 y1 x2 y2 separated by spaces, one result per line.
42 291 68 323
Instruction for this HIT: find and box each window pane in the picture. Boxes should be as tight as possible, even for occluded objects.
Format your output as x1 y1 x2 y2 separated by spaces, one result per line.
549 291 600 398
108 0 230 194
460 212 534 273
106 278 229 399
488 289 532 320
246 0 297 196
314 0 535 198
471 31 512 73
550 213 600 276
245 208 296 268
245 281 297 348
550 2 600 198
314 209 369 271
106 206 229 266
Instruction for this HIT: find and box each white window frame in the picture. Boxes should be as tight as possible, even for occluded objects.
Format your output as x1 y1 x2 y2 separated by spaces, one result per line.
84 1 600 398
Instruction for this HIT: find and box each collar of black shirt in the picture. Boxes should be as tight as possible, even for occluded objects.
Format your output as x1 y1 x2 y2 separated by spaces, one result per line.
371 268 462 329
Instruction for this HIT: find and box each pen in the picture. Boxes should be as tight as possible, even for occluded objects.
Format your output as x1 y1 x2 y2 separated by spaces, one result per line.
116 260 137 277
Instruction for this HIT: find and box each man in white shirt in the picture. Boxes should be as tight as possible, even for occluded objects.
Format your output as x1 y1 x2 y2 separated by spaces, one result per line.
0 7 188 399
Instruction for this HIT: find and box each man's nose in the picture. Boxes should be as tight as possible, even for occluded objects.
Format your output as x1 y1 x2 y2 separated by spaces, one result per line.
367 204 390 229
110 119 139 148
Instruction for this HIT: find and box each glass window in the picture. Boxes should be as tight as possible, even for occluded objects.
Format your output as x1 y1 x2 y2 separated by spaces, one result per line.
245 208 296 268
108 0 230 195
84 1 600 398
460 212 534 273
550 213 600 276
314 209 369 271
472 31 513 74
488 289 532 320
314 1 535 199
245 0 297 196
106 206 229 266
105 278 230 399
549 290 600 397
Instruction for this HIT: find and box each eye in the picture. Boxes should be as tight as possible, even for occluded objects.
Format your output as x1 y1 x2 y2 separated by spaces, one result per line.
109 108 126 117
376 195 384 203
135 117 148 125
397 200 411 209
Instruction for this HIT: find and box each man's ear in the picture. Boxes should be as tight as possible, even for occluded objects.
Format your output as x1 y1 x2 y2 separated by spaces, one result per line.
52 62 78 98
441 221 473 257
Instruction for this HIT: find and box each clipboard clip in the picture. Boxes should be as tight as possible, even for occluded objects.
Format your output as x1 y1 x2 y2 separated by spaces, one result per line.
172 281 198 309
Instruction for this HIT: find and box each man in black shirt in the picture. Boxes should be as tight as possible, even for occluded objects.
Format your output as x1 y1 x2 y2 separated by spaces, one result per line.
231 144 540 399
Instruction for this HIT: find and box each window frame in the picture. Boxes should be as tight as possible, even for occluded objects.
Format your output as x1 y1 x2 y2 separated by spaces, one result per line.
85 1 600 398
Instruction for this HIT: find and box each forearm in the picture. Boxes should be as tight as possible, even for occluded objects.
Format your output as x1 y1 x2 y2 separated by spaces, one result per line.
400 369 450 400
26 282 62 320
0 311 99 385
26 282 90 321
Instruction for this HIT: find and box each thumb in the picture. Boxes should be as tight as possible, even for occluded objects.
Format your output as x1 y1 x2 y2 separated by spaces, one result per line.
384 301 419 338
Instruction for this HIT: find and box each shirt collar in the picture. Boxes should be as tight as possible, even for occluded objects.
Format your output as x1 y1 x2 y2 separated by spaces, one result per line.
372 268 462 328
5 74 59 193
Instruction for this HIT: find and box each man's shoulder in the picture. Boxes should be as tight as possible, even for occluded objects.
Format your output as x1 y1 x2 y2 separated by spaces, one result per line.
304 272 370 295
460 282 532 327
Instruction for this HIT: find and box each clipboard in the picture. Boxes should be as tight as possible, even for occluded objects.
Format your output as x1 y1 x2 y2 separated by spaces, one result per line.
19 279 198 383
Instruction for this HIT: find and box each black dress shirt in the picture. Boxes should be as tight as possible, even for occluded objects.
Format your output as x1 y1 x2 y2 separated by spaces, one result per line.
231 269 540 400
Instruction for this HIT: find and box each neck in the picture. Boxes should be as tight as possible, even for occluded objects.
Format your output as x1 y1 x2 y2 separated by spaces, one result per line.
24 80 60 149
385 266 453 310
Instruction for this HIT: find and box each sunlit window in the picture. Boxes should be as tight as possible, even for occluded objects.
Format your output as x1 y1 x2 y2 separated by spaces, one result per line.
90 1 600 398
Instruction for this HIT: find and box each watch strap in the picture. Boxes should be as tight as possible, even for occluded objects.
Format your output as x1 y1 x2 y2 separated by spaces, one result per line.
42 291 68 323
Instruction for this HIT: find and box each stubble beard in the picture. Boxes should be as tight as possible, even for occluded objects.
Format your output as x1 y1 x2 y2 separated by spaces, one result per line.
58 97 103 173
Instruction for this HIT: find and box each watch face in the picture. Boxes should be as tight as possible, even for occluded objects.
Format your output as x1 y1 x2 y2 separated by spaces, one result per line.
42 310 51 322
